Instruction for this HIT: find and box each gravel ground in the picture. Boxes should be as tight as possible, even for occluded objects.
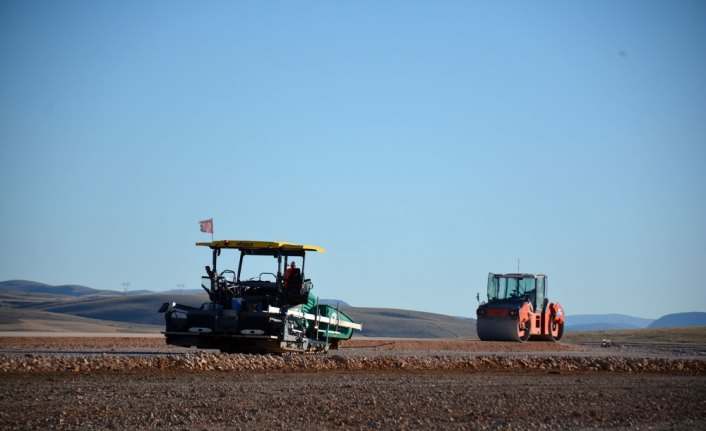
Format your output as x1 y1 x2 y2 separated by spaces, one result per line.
1 336 705 430
1 371 704 430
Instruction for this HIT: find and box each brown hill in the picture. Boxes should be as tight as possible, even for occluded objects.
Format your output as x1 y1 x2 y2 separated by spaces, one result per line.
344 307 475 338
0 290 207 326
0 306 161 333
0 289 474 337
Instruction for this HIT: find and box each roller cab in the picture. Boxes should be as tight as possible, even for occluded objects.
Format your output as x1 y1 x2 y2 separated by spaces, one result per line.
476 273 564 342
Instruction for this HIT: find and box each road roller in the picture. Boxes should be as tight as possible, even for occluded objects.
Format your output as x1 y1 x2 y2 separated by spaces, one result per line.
476 273 565 342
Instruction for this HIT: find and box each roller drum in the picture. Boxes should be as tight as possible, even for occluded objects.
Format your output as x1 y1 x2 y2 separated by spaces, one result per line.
476 318 524 342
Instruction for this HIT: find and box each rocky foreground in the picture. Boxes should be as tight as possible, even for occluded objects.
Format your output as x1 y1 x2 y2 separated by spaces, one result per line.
1 336 705 430
1 366 705 430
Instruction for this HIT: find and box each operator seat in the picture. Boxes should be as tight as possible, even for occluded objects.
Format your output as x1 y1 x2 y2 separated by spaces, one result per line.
286 268 302 291
283 268 306 305
526 288 537 310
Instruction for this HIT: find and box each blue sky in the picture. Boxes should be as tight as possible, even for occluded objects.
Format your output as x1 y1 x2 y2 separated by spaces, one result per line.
1 1 704 319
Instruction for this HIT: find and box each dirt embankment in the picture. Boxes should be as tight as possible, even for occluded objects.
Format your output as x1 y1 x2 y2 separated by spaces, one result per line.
1 336 704 374
2 351 704 375
0 335 582 352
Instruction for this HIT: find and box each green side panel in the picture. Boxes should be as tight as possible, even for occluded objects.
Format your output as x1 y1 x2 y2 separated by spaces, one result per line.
300 292 319 314
316 304 355 340
300 293 357 340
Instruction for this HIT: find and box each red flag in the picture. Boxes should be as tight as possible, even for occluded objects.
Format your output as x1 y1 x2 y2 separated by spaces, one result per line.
199 218 213 233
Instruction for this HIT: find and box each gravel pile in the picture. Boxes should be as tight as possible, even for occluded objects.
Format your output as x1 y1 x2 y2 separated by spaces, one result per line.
2 352 704 374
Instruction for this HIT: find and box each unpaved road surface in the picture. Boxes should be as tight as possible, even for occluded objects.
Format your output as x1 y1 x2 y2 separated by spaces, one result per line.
2 371 705 430
1 336 705 430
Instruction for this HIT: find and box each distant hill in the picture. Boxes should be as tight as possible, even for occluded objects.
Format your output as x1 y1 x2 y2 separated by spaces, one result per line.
0 306 161 333
0 280 116 297
0 291 208 326
3 279 703 336
0 280 206 297
318 299 351 308
0 281 472 337
344 307 475 338
159 289 205 295
649 312 706 328
566 314 654 332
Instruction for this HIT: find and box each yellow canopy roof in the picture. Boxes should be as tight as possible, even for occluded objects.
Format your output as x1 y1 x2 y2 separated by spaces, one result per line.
196 240 325 254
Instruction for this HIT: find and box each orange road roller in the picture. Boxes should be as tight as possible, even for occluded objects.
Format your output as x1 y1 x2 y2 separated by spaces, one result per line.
476 273 565 342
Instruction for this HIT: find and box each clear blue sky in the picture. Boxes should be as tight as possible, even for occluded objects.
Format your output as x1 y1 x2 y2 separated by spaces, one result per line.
1 1 704 319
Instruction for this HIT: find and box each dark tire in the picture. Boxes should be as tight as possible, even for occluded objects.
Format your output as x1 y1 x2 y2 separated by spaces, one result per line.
550 320 564 342
518 320 530 342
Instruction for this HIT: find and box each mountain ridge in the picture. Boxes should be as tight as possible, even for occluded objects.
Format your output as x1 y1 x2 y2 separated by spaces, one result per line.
2 280 704 333
650 312 706 328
